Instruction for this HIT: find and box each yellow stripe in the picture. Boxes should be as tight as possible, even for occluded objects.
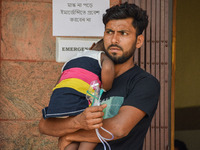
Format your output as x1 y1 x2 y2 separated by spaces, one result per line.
53 78 90 94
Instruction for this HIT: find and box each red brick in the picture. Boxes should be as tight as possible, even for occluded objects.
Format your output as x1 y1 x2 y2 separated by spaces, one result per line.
110 0 121 6
0 61 64 119
0 120 58 150
1 1 55 61
2 0 52 2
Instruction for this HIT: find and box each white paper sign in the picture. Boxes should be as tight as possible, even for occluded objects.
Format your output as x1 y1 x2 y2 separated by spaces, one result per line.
56 37 101 62
53 0 110 36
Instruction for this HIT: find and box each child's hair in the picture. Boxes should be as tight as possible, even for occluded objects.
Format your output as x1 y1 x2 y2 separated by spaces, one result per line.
90 39 105 51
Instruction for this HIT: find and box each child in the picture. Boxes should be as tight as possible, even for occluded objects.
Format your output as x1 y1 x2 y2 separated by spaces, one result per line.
42 39 115 150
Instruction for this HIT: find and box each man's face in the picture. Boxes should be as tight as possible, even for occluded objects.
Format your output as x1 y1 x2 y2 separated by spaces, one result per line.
103 18 137 64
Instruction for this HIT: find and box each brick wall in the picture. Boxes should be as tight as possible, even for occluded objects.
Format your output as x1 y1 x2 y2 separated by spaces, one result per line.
0 0 120 149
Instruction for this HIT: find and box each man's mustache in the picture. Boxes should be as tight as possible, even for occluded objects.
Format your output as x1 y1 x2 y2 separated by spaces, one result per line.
107 44 123 51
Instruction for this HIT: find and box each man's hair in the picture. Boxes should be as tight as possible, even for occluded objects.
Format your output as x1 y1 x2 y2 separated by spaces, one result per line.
103 2 148 36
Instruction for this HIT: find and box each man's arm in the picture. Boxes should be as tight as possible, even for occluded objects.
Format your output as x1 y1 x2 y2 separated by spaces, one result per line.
61 105 146 143
39 104 107 137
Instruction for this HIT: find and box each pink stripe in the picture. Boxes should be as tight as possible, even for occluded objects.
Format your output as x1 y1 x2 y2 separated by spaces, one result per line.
59 68 101 85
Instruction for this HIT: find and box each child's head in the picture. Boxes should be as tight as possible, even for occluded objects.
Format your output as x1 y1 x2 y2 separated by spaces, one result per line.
90 39 105 51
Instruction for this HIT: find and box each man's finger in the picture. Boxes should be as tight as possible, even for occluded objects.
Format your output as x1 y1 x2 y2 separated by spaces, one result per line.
84 105 106 114
87 117 103 125
101 104 107 109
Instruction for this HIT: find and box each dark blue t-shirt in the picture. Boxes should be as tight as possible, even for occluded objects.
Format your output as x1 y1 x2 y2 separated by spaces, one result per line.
95 65 160 150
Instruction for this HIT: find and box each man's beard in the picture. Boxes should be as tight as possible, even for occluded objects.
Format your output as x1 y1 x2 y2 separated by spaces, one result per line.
105 43 136 64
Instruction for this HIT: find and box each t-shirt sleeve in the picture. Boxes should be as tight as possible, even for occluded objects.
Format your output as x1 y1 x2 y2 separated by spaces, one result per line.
122 76 160 117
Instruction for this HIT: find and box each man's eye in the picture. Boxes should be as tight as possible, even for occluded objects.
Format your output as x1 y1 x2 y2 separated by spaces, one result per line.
121 32 128 35
107 31 112 34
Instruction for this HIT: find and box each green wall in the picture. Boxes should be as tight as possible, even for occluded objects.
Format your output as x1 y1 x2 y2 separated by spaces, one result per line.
175 1 200 149
175 0 200 108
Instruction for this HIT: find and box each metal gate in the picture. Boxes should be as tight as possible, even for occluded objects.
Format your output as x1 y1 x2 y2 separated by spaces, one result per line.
121 0 171 149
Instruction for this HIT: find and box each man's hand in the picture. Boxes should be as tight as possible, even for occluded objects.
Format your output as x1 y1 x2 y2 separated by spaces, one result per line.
58 136 71 150
39 104 107 137
59 106 147 144
75 104 107 130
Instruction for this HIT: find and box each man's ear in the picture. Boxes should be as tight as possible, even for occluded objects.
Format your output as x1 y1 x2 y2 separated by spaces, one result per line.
136 34 144 49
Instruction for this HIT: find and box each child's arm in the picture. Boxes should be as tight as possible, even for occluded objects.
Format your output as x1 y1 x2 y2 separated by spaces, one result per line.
101 53 115 91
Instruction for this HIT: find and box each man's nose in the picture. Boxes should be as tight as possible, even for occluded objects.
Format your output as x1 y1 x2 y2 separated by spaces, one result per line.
111 33 119 44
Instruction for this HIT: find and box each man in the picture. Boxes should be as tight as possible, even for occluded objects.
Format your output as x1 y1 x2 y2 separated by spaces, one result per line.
39 2 160 150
